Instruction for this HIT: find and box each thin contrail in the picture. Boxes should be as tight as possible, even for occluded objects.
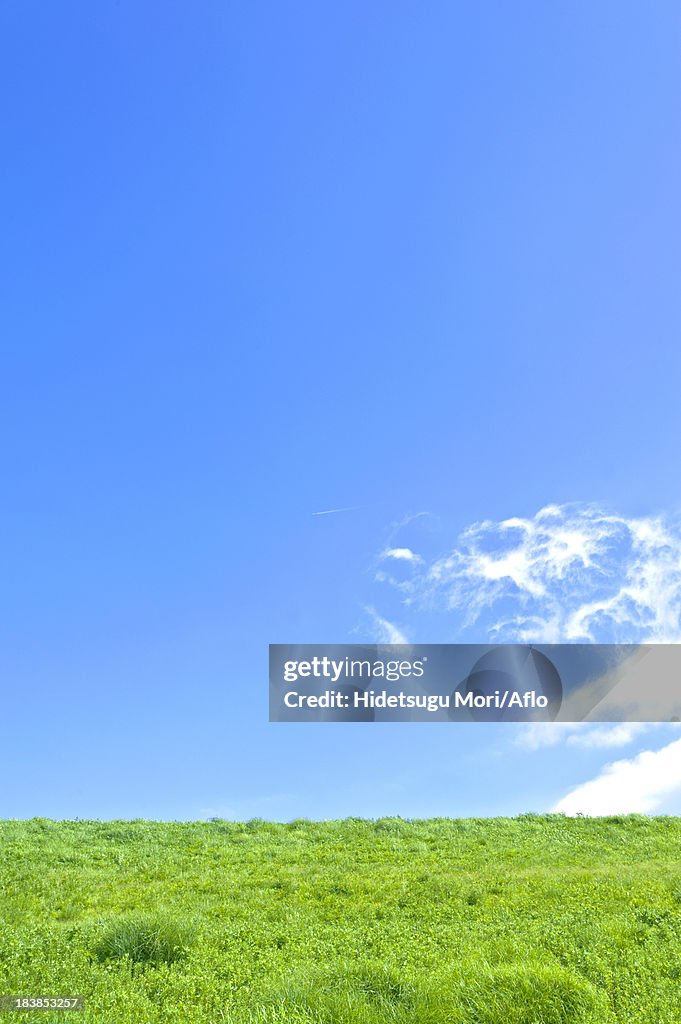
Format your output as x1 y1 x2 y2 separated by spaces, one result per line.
312 506 361 517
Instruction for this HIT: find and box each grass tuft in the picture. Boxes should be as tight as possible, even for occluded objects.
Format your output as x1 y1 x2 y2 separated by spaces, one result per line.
91 914 195 966
260 961 611 1023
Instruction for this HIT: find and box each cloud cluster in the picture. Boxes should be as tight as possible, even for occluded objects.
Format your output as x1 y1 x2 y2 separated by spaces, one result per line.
375 503 681 814
380 503 681 643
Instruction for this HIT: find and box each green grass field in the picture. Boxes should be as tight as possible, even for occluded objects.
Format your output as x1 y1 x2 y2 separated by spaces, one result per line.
1 816 680 1023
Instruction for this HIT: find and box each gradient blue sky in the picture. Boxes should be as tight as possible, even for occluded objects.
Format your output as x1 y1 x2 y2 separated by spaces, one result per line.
2 3 680 819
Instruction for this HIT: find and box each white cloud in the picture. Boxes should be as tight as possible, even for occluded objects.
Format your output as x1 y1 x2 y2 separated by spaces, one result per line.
515 722 652 751
553 736 681 815
380 503 681 643
515 722 588 751
382 547 421 562
565 723 652 749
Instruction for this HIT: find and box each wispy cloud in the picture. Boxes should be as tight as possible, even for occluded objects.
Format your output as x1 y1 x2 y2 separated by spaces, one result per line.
515 722 653 752
364 605 409 644
379 503 681 643
565 723 654 749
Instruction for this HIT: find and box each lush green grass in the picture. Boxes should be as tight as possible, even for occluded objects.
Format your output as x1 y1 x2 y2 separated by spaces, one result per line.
0 816 680 1022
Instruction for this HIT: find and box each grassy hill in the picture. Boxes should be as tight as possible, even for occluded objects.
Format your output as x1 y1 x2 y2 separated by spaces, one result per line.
0 816 680 1023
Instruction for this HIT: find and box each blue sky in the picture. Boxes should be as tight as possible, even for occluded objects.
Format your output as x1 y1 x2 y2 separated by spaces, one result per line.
2 2 680 819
